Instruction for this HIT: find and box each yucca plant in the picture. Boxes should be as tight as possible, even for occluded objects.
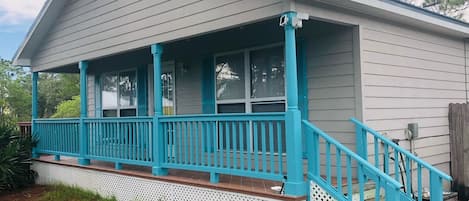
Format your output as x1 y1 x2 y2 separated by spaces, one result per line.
0 116 37 192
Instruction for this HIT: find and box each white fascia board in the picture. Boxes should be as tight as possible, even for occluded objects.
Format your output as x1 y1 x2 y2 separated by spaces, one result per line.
350 0 469 36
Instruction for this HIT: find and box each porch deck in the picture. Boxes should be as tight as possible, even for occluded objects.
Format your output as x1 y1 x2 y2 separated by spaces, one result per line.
35 155 304 200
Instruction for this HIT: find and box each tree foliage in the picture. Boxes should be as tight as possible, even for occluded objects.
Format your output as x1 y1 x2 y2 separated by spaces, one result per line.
402 0 468 20
0 59 80 121
0 116 37 192
51 96 80 118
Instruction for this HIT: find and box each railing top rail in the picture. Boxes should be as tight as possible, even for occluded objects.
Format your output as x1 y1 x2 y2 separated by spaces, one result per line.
159 112 286 122
34 118 80 121
302 120 403 189
350 118 452 181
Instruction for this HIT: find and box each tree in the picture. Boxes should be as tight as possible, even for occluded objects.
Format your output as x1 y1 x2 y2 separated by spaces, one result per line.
0 58 80 120
403 0 468 20
51 96 80 118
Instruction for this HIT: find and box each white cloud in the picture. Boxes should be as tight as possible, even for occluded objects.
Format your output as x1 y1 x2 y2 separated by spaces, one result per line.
0 0 46 25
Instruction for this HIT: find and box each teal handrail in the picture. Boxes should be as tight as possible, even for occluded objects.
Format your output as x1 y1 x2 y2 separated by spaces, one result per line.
351 118 452 201
303 120 402 201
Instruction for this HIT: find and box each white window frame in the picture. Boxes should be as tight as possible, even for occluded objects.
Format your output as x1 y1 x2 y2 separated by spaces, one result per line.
101 69 138 117
214 43 287 114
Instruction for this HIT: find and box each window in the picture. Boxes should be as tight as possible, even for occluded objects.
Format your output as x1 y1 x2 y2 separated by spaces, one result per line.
215 45 286 153
162 69 175 115
101 70 137 117
215 45 285 113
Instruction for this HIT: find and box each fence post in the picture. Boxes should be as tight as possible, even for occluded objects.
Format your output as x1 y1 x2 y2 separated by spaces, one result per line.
78 61 90 166
151 43 168 176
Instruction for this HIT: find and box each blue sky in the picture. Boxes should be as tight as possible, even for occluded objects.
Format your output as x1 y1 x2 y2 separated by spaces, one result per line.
0 0 45 61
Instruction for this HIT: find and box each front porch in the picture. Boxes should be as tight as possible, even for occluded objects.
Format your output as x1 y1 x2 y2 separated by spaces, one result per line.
30 13 409 201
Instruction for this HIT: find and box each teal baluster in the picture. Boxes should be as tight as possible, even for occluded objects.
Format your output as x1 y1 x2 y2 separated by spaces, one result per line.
418 164 422 201
225 122 230 169
261 121 267 173
239 122 244 170
374 136 379 168
232 122 237 169
277 121 283 174
253 121 259 172
336 149 342 196
326 141 331 184
269 121 274 173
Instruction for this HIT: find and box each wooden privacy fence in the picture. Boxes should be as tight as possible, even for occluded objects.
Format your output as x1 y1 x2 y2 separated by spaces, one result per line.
448 103 469 200
17 122 32 137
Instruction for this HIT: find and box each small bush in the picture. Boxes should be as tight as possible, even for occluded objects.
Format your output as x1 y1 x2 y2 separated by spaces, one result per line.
0 116 37 192
39 184 116 201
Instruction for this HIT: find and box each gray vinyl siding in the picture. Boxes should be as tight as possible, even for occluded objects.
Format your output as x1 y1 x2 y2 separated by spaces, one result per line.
31 0 285 71
87 74 95 117
360 23 467 177
307 26 357 148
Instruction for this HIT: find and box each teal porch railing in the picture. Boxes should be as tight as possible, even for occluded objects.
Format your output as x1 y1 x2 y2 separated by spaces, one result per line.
33 113 285 183
159 113 286 182
303 120 403 201
84 117 154 167
34 118 80 157
351 118 452 201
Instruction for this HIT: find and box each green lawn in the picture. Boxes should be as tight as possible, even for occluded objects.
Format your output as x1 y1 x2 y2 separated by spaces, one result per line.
38 184 116 201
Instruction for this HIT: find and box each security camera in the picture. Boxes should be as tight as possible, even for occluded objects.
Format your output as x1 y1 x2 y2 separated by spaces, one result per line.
279 15 288 27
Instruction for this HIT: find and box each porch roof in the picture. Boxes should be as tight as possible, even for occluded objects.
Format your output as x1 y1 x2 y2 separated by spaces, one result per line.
12 0 469 68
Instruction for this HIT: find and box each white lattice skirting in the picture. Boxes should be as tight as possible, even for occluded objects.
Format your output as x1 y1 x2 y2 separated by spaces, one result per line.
310 181 337 201
33 162 284 201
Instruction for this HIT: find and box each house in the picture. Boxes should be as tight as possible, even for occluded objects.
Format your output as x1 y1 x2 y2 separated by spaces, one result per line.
12 0 468 200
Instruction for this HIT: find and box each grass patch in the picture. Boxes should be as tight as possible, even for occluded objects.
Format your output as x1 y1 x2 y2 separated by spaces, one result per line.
39 184 116 201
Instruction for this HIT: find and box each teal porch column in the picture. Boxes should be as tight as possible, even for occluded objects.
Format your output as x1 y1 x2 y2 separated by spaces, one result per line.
282 11 306 196
31 71 39 158
151 43 168 176
78 61 90 165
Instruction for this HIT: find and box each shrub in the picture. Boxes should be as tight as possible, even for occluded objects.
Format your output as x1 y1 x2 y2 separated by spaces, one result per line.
39 184 117 201
0 116 37 192
51 96 80 118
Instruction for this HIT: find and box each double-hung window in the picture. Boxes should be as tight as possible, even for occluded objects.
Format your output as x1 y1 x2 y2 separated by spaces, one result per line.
101 70 137 117
215 45 285 113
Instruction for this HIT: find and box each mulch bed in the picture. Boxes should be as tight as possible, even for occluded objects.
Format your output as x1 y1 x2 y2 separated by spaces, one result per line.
0 185 48 201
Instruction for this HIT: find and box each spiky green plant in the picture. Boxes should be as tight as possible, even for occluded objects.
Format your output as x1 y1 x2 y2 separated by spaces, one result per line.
0 116 37 192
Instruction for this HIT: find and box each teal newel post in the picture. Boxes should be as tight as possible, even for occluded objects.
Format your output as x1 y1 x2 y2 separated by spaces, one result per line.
151 44 168 176
78 61 90 165
282 11 306 196
31 71 39 159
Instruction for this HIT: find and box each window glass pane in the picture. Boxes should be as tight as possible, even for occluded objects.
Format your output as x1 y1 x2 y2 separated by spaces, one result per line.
102 74 118 108
103 110 117 117
162 72 174 115
120 109 136 117
216 53 245 100
119 71 137 107
217 103 245 113
252 102 285 113
250 47 285 98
